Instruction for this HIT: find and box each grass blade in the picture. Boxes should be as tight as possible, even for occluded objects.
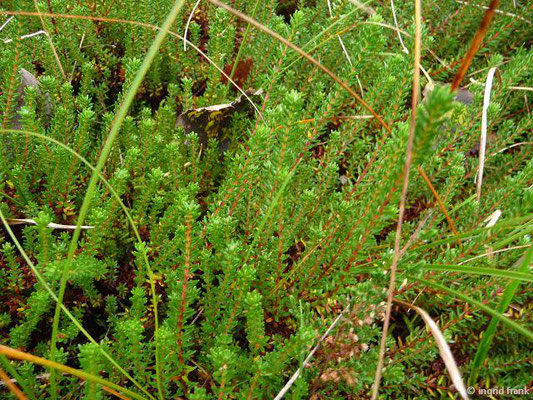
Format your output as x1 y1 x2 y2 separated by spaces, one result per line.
476 67 497 201
0 127 170 399
469 245 533 384
451 0 500 90
0 367 28 400
394 299 469 399
0 354 37 400
418 264 533 282
0 345 147 400
49 2 187 399
0 209 156 400
409 275 533 341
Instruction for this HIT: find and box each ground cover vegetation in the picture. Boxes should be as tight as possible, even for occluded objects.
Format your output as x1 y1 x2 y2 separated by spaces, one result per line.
0 0 532 398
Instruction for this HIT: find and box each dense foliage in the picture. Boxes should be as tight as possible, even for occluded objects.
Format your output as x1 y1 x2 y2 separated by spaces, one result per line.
0 0 532 398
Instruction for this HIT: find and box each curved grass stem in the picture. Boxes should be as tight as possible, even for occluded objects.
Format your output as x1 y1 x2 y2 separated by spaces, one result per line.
48 2 187 398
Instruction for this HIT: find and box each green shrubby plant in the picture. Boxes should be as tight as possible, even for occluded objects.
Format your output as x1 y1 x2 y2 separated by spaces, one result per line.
0 0 531 398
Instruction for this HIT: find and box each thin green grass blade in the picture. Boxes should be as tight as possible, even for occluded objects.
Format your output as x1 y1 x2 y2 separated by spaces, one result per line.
0 190 23 206
227 0 261 88
418 264 533 282
468 244 533 384
492 224 533 250
0 345 148 400
277 7 360 75
249 164 298 252
0 129 159 389
0 354 37 400
2 126 193 398
409 275 533 341
412 216 532 253
0 209 156 400
279 20 410 76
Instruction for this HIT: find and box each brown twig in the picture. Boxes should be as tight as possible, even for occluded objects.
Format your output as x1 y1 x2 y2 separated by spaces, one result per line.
450 0 500 91
370 0 422 397
399 209 434 258
102 385 132 400
416 166 459 238
0 369 28 400
0 345 142 400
